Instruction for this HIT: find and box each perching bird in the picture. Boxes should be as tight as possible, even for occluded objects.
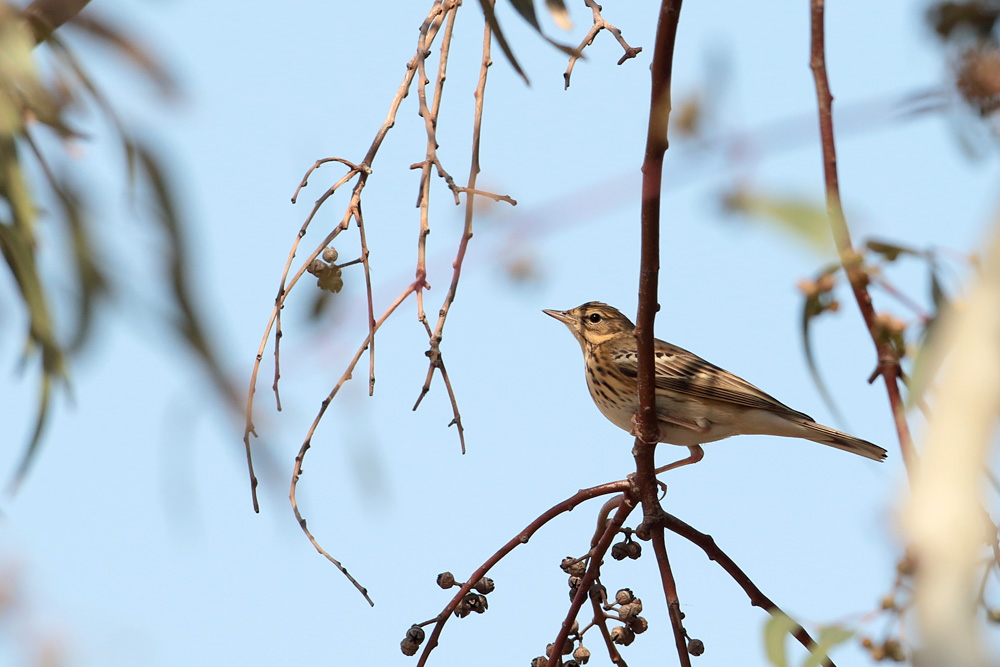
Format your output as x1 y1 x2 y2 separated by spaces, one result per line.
544 302 887 472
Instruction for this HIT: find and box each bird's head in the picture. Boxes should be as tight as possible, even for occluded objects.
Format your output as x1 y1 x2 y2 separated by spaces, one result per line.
543 302 635 349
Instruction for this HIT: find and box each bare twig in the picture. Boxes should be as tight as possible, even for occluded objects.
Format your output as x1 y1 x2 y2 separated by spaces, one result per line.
412 3 514 453
808 0 916 480
415 480 630 666
242 0 451 511
591 593 629 665
549 496 634 667
660 511 835 666
288 282 419 606
564 0 643 90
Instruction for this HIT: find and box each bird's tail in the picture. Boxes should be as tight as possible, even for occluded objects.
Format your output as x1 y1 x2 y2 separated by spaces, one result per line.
797 421 887 462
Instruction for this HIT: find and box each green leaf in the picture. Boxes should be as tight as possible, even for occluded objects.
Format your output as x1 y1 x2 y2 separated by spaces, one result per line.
801 626 854 667
866 238 921 262
480 0 529 84
763 613 798 667
545 0 572 30
724 189 833 253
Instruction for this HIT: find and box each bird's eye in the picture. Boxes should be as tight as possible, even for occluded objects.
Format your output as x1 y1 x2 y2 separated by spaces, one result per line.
588 313 602 323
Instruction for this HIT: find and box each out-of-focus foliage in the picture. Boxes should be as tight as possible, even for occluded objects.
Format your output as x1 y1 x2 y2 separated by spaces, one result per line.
0 2 227 491
928 1 1000 124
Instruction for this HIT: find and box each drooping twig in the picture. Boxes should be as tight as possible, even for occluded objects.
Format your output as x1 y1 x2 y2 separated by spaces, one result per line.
415 480 630 666
288 282 419 607
242 0 453 511
808 0 916 480
412 1 515 453
564 0 643 90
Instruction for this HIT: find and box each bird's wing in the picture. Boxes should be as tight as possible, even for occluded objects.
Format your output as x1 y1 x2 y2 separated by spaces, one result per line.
611 340 814 421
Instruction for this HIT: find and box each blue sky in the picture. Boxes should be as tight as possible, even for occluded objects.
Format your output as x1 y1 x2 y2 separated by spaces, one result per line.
2 1 998 666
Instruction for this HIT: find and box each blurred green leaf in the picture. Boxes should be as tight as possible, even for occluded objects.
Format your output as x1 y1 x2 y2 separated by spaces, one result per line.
866 238 922 262
479 0 528 84
763 613 798 667
798 265 850 427
133 144 238 408
802 625 854 667
506 0 580 55
545 0 572 30
724 189 833 252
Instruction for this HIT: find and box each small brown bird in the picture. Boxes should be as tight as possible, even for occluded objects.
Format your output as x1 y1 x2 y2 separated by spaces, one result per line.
544 302 887 472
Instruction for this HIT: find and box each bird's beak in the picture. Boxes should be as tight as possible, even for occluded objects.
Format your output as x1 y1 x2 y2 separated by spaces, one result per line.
543 308 574 325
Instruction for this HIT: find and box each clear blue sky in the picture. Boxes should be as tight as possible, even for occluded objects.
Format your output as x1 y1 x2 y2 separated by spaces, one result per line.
2 1 997 665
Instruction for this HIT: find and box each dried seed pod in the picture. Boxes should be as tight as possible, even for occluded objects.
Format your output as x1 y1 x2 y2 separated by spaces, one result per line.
611 542 629 560
405 625 425 643
474 577 495 594
400 638 419 656
615 588 635 605
629 616 649 634
573 645 591 664
625 541 642 559
322 246 339 263
687 638 705 656
610 625 635 646
437 572 456 589
561 557 587 577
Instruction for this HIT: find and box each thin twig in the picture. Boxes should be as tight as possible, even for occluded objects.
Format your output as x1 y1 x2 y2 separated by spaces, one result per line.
591 593 628 666
412 3 514 453
415 480 630 666
288 282 418 606
548 496 634 667
564 0 643 90
242 0 448 511
660 511 835 666
808 0 916 480
355 202 377 395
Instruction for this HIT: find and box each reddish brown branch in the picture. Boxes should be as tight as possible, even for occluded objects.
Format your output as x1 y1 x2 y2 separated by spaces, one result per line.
549 496 634 667
652 528 692 666
808 0 916 479
660 512 835 666
591 593 628 665
415 480 629 666
635 3 685 665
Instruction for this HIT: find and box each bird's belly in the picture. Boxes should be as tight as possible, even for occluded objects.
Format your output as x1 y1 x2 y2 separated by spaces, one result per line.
586 376 742 447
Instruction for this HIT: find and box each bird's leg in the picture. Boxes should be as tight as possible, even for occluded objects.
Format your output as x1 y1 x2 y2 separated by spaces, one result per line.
654 445 705 475
630 414 711 436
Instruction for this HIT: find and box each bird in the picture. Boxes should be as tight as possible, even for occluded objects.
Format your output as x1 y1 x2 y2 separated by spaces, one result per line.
544 301 887 472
